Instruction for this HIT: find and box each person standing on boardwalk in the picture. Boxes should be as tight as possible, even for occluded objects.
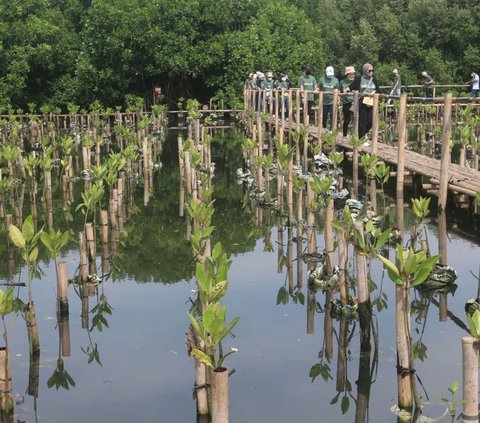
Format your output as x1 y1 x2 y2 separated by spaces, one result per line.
350 63 380 140
275 72 290 120
318 66 340 131
339 66 356 138
261 72 275 111
297 65 317 121
387 68 401 105
421 71 435 98
465 70 479 97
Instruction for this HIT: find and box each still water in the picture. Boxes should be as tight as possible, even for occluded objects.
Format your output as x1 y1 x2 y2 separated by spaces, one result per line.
1 126 479 423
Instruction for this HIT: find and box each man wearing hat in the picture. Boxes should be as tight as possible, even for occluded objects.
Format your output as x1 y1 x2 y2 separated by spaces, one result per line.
421 71 435 98
387 68 401 105
297 65 317 122
340 66 356 137
318 66 340 131
261 72 275 111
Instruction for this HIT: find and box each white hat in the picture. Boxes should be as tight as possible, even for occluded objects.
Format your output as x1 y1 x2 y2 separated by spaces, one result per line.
421 71 427 76
344 66 355 75
326 66 334 77
266 71 273 78
392 68 398 74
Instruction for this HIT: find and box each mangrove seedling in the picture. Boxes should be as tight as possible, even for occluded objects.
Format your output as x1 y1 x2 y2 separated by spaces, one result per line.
41 228 70 283
377 245 439 288
195 242 231 305
75 181 105 225
8 215 43 304
47 359 76 390
188 302 239 370
439 380 467 419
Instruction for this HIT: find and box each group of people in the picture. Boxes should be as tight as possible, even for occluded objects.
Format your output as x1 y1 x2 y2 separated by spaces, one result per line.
245 65 479 140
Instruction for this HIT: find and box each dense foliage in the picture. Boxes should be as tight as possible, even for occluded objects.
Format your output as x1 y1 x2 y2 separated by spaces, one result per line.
0 0 478 110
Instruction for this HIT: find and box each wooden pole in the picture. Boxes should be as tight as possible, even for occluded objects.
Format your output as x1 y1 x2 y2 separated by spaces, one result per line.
439 93 453 211
0 347 12 419
211 368 229 423
85 223 95 262
462 337 479 423
317 92 323 151
332 89 339 131
79 232 88 283
57 261 69 317
354 222 369 304
100 210 108 244
396 94 408 199
371 93 379 156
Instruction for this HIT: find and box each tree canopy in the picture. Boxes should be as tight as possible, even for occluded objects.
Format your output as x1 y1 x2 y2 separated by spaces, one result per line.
0 0 478 110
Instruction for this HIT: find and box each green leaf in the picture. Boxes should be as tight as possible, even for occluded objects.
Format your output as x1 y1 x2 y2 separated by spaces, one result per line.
450 380 459 394
29 247 39 263
22 215 35 242
191 349 213 368
413 255 439 286
376 254 402 285
9 224 25 249
404 249 416 274
341 396 350 414
375 228 391 250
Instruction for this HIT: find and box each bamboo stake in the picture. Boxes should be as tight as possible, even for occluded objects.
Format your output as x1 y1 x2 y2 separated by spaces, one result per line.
100 210 109 244
57 261 69 317
79 232 88 283
439 93 453 211
371 93 379 156
211 368 229 423
461 337 479 423
396 94 408 199
85 223 96 263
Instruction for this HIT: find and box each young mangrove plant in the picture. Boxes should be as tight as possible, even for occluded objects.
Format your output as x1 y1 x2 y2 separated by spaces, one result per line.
439 380 467 421
8 215 44 354
377 245 439 412
188 303 239 370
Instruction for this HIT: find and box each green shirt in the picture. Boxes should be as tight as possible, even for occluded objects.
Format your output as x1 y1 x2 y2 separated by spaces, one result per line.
423 74 434 89
318 76 340 105
297 74 317 101
360 75 376 94
340 78 354 104
393 74 401 90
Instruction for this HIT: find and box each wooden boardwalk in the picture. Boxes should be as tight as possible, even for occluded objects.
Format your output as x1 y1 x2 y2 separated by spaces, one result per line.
334 134 480 198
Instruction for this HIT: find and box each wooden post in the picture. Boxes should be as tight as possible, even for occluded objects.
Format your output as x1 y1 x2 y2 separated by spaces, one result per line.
295 90 301 126
287 155 293 224
0 347 12 419
338 232 348 306
439 93 452 211
211 368 229 423
317 92 323 151
332 89 339 131
352 91 359 137
85 223 95 262
59 316 71 358
303 91 308 124
109 197 117 230
462 337 479 423
371 93 379 156
354 222 369 304
396 94 408 199
57 261 69 317
79 232 88 283
396 249 413 413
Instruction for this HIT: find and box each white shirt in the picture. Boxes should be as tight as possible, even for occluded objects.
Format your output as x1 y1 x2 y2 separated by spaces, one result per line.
472 73 479 90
